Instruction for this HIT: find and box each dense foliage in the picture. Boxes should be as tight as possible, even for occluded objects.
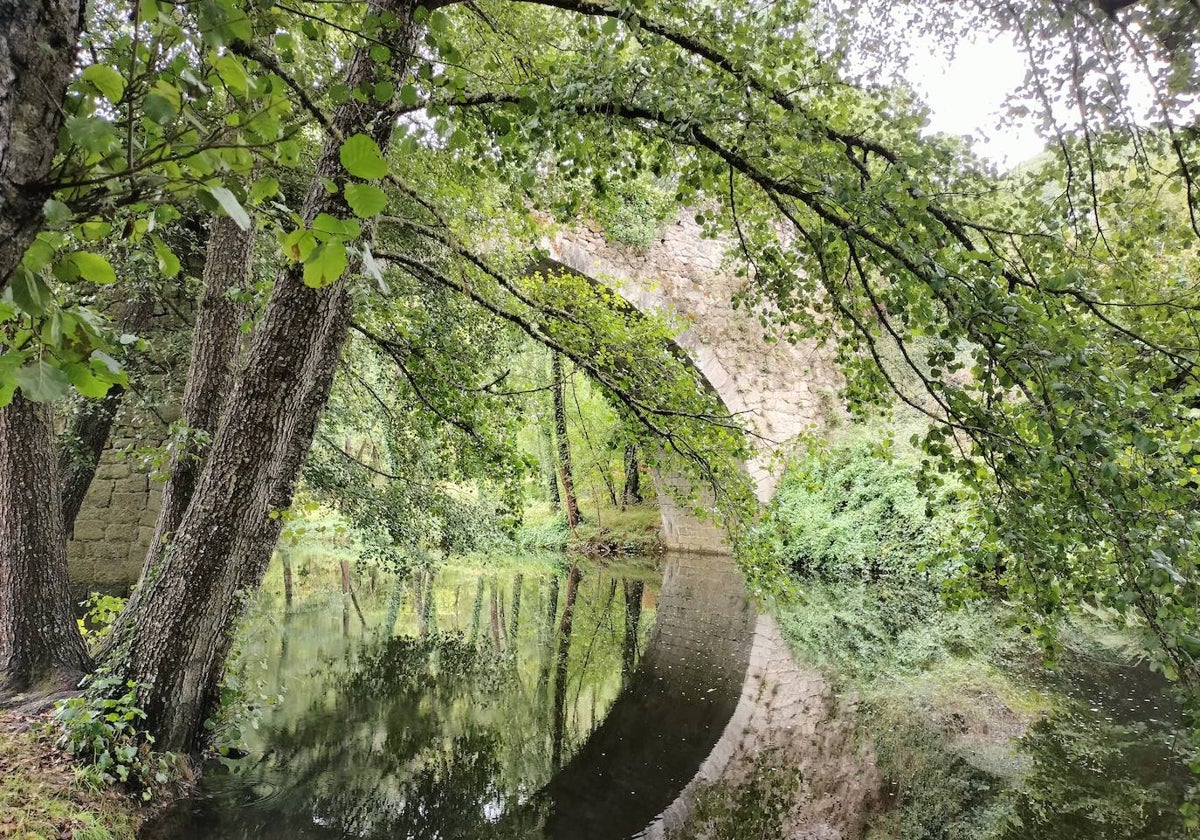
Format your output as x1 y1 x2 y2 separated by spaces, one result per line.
2 0 1199 782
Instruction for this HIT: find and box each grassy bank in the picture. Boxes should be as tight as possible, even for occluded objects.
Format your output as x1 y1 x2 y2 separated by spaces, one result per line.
0 713 143 840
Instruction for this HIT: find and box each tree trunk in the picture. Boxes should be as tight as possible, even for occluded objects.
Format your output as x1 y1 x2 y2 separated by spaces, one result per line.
58 297 156 535
509 573 523 639
552 352 581 527
96 0 418 752
0 0 83 292
622 443 642 507
470 576 485 641
146 213 254 557
551 563 582 769
538 409 560 509
281 550 293 610
0 393 90 693
621 579 644 686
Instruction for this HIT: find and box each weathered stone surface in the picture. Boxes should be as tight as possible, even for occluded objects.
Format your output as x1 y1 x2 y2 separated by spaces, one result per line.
548 216 843 550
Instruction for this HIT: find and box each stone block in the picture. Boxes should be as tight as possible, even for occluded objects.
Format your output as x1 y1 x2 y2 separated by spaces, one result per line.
71 519 105 542
104 504 141 526
113 477 149 496
95 462 131 480
83 481 114 507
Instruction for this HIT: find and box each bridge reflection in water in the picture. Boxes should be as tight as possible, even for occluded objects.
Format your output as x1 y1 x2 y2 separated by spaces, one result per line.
535 551 754 839
139 552 754 840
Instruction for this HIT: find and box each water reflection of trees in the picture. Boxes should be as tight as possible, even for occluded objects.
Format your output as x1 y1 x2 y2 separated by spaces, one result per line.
156 563 656 840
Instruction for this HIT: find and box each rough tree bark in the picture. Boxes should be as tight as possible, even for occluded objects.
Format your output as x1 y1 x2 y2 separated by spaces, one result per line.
621 443 642 508
146 213 253 554
0 0 83 291
621 578 644 686
0 394 91 693
58 297 156 534
98 0 418 752
552 351 581 527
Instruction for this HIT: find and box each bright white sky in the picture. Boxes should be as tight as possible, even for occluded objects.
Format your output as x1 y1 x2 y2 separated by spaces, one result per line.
904 31 1045 169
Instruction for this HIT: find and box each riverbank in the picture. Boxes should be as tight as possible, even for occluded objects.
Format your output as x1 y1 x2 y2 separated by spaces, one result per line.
0 711 144 840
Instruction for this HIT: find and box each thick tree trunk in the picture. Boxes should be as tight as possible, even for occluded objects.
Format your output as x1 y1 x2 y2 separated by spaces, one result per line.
0 0 83 291
97 0 418 752
622 443 642 508
552 352 581 527
146 214 254 555
58 298 156 535
281 551 293 610
0 394 90 693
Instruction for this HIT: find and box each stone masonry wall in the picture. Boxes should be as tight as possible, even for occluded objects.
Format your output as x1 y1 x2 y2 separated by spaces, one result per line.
66 406 168 595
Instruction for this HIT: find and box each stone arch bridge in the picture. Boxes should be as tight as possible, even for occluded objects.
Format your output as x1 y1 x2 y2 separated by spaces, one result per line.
545 218 841 553
66 217 841 586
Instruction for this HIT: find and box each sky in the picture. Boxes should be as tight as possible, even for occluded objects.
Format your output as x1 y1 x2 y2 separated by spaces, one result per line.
904 31 1044 169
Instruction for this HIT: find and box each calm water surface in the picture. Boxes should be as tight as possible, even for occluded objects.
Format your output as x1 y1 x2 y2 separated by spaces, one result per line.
141 552 755 840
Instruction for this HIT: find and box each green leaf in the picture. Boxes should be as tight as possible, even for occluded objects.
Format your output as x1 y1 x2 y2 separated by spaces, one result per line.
213 53 251 98
248 176 280 204
64 362 113 398
14 361 70 403
144 80 182 124
21 238 56 273
10 268 52 315
43 200 71 225
207 187 252 231
69 252 117 285
344 183 388 218
302 242 348 288
311 213 359 241
81 64 126 103
151 235 181 278
339 134 388 180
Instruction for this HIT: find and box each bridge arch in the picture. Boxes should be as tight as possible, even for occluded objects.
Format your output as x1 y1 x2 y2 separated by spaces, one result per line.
542 218 842 550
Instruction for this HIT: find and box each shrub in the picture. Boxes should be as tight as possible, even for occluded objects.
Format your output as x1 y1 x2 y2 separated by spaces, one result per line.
591 177 675 250
770 439 969 582
516 515 570 551
54 671 175 798
77 593 126 643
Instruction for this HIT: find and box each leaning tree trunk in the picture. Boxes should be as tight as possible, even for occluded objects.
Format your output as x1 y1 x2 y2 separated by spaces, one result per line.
0 0 83 291
58 297 156 534
0 393 90 693
552 352 581 527
111 213 255 633
97 0 418 752
147 213 253 554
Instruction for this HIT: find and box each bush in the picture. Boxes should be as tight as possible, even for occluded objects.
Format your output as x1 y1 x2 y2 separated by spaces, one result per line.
591 177 675 250
54 671 175 798
515 515 570 551
770 439 969 582
77 593 126 644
